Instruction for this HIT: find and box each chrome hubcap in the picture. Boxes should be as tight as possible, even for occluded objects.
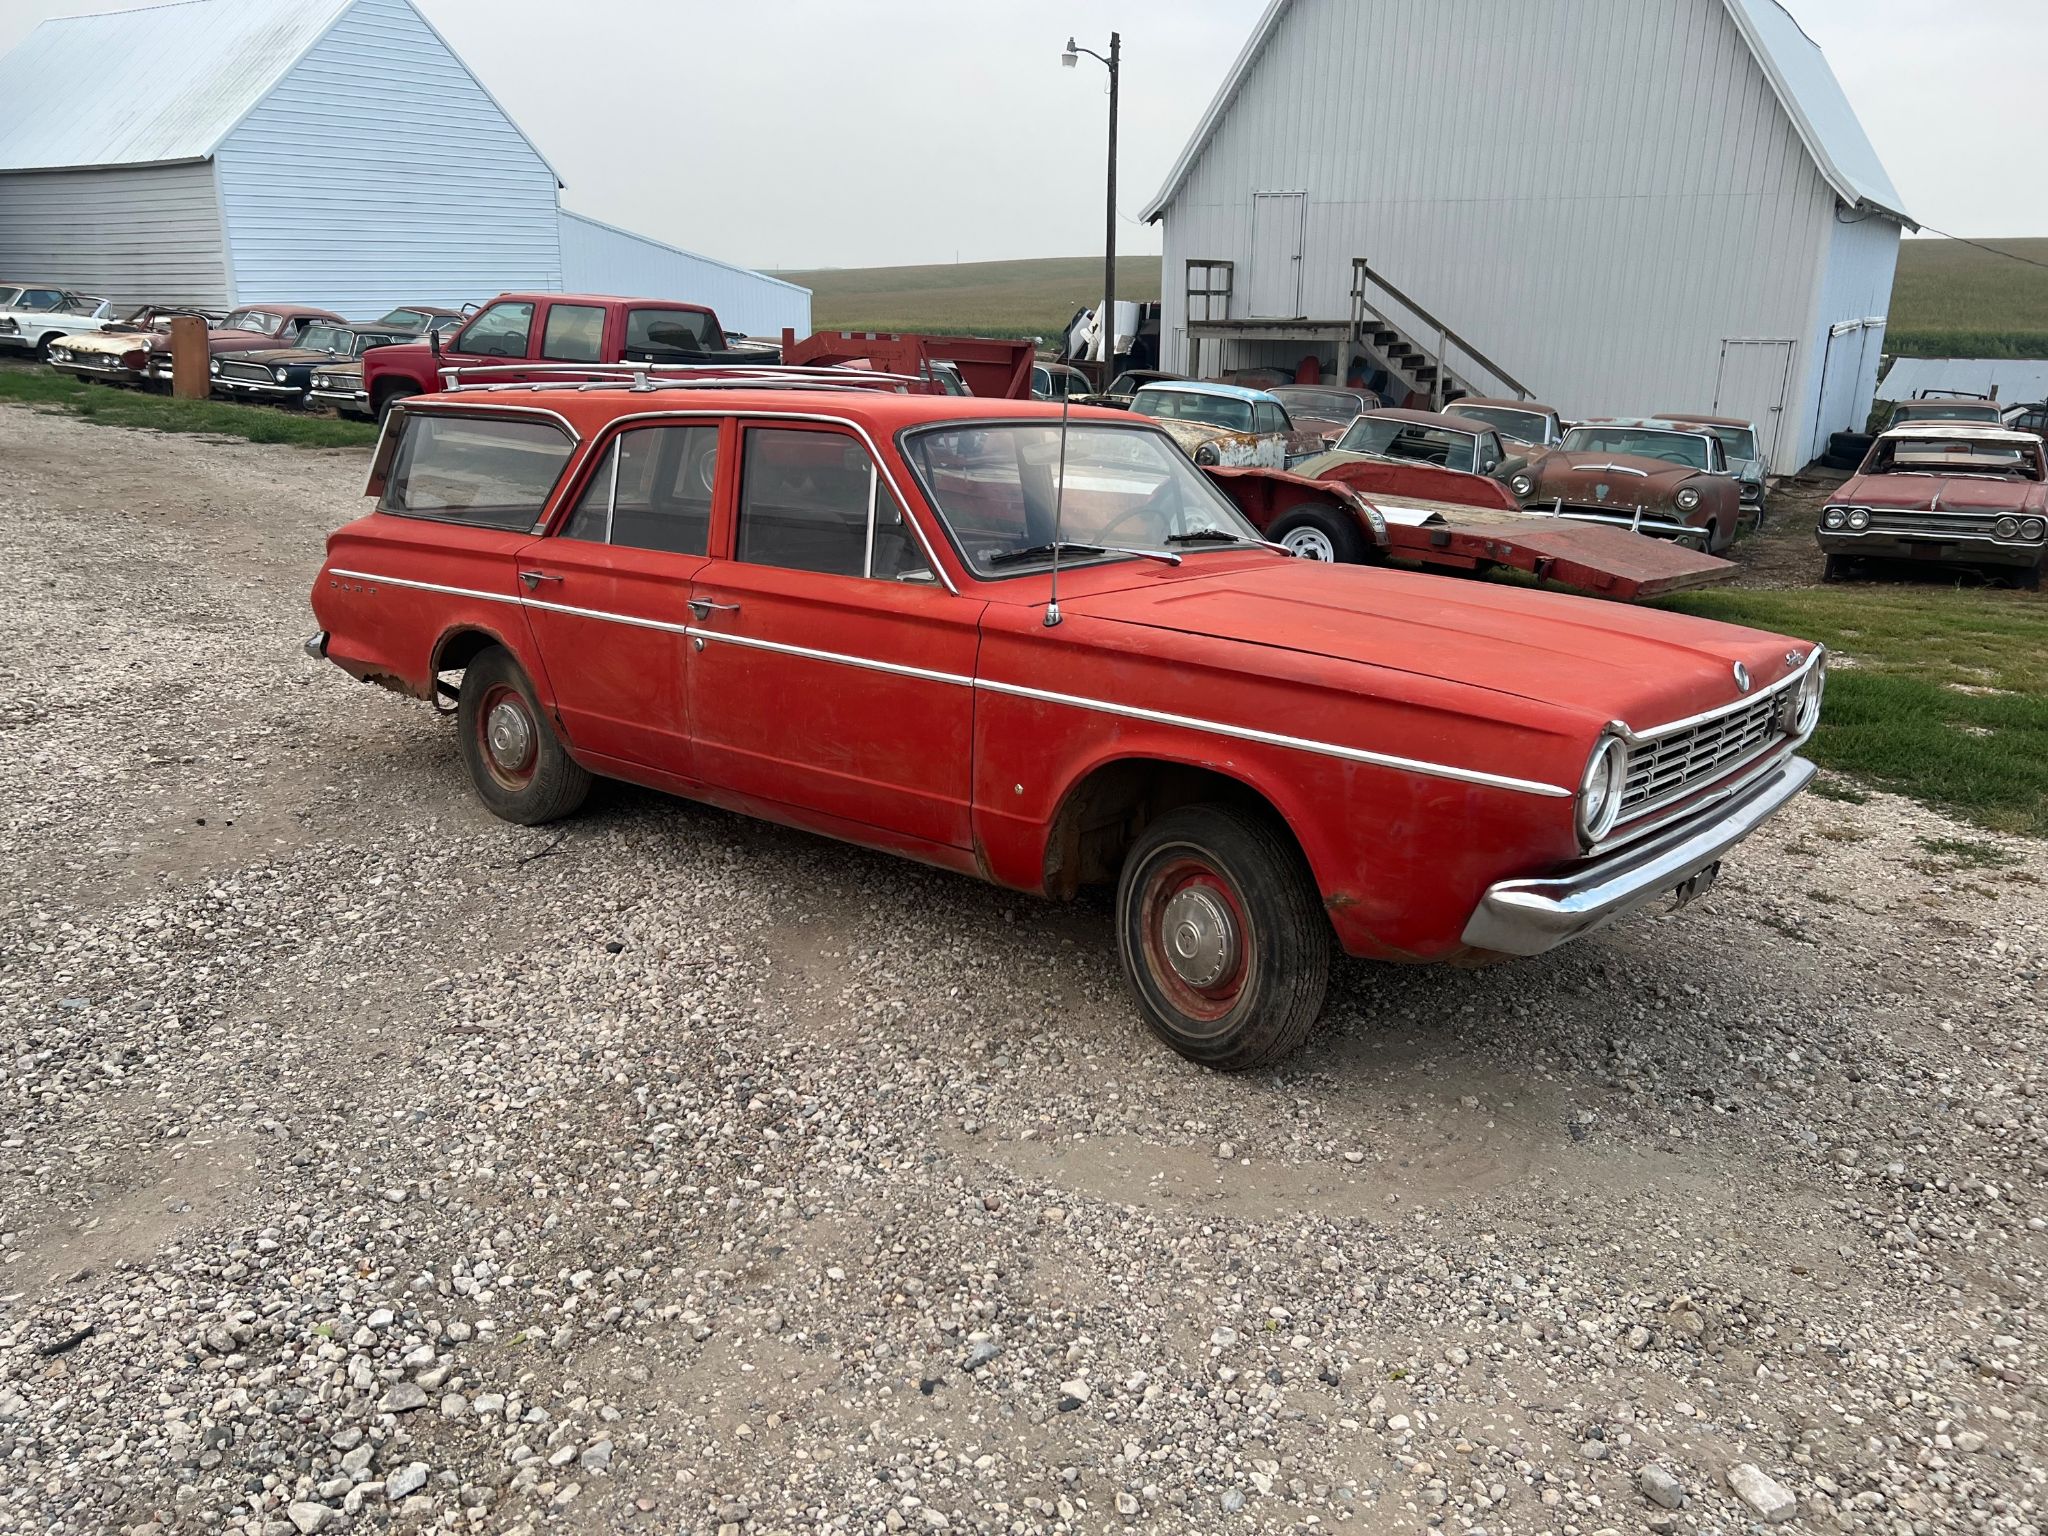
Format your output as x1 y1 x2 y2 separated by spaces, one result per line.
1284 527 1335 561
1160 887 1238 988
485 698 535 772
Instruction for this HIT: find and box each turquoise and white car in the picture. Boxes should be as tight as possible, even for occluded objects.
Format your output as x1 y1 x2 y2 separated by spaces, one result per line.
1127 380 1325 469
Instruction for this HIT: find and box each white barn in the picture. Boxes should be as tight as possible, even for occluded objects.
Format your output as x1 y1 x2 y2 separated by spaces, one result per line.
1141 0 1911 472
0 0 807 334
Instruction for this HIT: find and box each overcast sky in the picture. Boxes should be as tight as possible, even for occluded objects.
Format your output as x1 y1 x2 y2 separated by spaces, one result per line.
2 0 2042 270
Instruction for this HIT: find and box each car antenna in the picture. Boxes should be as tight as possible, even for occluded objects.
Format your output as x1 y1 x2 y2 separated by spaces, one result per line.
1044 387 1072 628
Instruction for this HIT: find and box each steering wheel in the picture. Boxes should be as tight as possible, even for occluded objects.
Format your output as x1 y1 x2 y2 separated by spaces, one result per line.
1094 483 1177 543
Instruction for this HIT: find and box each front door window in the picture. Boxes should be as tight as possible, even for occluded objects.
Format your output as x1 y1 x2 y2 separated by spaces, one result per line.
459 302 536 359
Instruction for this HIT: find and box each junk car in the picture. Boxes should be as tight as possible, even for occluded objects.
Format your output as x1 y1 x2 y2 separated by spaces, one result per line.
212 323 414 407
1291 408 1510 480
307 369 1823 1071
1657 413 1769 520
1509 419 1742 552
142 304 345 384
1817 424 2047 586
0 291 113 357
1447 397 1568 453
1128 380 1324 468
1889 396 2004 428
1269 385 1384 448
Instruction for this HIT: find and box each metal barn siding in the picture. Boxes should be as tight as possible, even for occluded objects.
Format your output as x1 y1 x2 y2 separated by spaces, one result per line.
0 163 229 307
212 0 562 314
557 212 811 339
1795 210 1900 461
1153 0 1877 471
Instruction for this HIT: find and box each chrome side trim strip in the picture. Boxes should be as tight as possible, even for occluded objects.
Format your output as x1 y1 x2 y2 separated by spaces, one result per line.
323 572 1570 798
328 567 521 605
975 677 1572 797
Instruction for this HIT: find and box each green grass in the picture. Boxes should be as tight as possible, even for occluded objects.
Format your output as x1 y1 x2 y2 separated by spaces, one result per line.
0 366 377 448
1658 586 2048 836
775 255 1163 339
1889 238 2048 359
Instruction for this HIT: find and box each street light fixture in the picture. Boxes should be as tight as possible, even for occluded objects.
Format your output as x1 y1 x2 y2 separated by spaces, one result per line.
1062 32 1120 385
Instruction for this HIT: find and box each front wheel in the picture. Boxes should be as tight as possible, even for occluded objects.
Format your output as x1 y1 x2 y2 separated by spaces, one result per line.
454 647 591 825
1116 805 1332 1071
1268 503 1366 563
375 385 418 427
1821 553 1854 583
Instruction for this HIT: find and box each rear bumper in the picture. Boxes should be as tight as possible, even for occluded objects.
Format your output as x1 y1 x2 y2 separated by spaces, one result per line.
1461 755 1815 956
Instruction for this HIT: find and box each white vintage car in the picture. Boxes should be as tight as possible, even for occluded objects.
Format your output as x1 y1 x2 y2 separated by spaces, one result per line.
0 291 114 357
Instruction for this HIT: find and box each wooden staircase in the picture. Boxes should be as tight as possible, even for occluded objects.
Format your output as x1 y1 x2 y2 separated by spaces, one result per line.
1349 259 1528 408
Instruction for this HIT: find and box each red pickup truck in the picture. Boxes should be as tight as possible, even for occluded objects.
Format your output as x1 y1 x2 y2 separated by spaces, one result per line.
361 292 773 425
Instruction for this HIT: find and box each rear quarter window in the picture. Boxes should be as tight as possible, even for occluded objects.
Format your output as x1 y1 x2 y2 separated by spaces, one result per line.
379 413 576 531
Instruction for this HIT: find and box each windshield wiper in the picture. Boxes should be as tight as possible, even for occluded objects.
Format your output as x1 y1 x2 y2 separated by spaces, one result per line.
1165 528 1288 552
985 541 1182 568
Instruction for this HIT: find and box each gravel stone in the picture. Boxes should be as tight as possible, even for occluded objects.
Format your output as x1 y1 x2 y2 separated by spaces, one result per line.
1729 1463 1797 1523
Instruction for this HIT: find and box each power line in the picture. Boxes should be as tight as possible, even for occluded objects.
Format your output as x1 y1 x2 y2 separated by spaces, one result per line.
1916 225 2048 273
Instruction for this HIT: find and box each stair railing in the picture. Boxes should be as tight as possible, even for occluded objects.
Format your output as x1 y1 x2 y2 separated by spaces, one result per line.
1349 258 1532 408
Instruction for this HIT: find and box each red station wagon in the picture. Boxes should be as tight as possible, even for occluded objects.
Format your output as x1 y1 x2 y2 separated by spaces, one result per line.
308 374 1826 1069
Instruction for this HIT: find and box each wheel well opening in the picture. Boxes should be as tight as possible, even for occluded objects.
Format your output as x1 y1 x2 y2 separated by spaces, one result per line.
433 628 500 677
1042 760 1299 900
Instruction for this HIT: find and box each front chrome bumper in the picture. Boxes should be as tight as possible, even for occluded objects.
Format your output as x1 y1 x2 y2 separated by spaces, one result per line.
1816 529 2044 569
1462 755 1816 956
1521 501 1710 549
215 377 306 399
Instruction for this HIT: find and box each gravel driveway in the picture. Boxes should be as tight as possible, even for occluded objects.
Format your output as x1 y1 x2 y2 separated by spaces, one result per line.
2 407 2043 1536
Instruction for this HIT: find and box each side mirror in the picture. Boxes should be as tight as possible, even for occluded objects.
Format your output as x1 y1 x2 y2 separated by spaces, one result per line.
429 329 442 357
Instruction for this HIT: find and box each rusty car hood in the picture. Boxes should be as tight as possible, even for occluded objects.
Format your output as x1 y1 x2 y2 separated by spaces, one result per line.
1525 451 1706 497
1060 559 1806 728
1836 471 2048 516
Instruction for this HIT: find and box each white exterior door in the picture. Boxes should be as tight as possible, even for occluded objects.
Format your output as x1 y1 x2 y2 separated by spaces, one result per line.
1248 192 1306 319
1713 339 1795 471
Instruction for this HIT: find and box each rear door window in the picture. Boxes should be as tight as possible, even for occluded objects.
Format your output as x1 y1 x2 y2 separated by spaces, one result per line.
459 301 535 359
562 425 719 556
1253 401 1288 435
379 413 575 531
541 303 606 362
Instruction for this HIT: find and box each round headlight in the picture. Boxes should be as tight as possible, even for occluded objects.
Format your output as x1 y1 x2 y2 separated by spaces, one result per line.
208 358 221 376
2022 518 2046 542
1847 508 1870 531
1510 474 1535 497
1994 515 2021 540
1822 507 1847 530
1778 654 1826 737
1676 488 1701 511
1193 442 1221 466
1576 735 1629 847
273 365 289 384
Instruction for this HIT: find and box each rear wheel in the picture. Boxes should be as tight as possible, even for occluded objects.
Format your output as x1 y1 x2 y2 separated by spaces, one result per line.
1116 805 1332 1071
1268 503 1366 563
454 647 590 825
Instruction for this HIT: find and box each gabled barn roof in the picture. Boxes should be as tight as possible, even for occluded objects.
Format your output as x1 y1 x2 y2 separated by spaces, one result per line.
1138 0 1912 227
0 0 559 183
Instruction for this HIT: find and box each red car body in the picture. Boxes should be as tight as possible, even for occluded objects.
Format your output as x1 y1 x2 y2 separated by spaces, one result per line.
308 382 1823 1067
1818 424 2048 582
361 292 757 424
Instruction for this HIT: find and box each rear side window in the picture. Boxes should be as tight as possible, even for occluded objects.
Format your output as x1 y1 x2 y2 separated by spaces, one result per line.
562 425 718 556
380 413 575 531
1253 401 1288 435
736 428 931 581
541 303 605 362
625 308 718 358
459 301 534 359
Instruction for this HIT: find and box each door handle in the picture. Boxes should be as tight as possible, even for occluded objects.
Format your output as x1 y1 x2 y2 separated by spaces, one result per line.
518 570 562 589
687 598 740 620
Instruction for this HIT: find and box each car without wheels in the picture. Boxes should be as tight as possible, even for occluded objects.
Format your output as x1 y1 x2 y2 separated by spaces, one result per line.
307 373 1824 1070
142 304 346 383
1817 423 2048 587
1291 407 1510 480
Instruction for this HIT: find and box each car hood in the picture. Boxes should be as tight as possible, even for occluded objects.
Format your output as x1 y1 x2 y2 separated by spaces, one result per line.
228 345 337 367
1527 452 1705 492
1061 560 1808 730
1837 471 2048 515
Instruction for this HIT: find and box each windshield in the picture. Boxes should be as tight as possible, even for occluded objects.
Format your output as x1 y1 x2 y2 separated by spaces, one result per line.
1454 404 1545 441
1870 435 2045 480
377 308 429 330
1274 388 1366 419
1897 401 2002 424
298 325 352 353
1132 388 1253 432
1563 427 1710 470
1336 416 1477 472
1707 425 1758 461
57 295 103 316
900 422 1266 577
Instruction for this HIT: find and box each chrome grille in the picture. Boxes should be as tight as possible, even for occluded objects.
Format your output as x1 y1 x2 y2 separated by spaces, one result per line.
1623 695 1781 815
1864 509 1993 538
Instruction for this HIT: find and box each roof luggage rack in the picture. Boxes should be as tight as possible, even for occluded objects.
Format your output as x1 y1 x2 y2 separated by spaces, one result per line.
434 361 931 395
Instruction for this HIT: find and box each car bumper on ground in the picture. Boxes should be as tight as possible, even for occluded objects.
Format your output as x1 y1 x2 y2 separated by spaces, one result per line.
1462 754 1816 957
1816 529 2045 570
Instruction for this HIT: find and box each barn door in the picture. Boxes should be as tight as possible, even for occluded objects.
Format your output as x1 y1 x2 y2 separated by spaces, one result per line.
1713 339 1795 471
1248 192 1306 319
